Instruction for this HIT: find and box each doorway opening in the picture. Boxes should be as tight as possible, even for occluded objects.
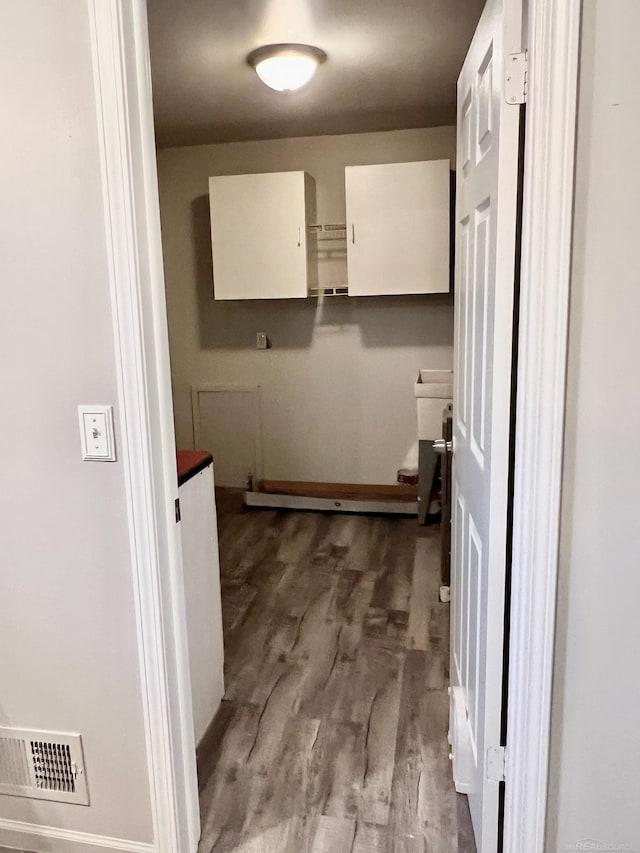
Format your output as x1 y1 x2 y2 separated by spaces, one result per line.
82 0 582 848
141 0 527 850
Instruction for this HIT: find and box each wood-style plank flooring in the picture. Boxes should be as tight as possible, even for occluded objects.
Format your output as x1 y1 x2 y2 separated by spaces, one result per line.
197 490 476 853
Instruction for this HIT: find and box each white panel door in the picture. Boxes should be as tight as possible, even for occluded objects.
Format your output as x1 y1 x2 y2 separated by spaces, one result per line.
345 160 450 295
209 171 311 300
451 0 522 850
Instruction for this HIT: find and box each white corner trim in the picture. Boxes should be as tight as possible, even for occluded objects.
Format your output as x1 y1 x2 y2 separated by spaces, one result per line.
0 817 154 853
503 1 581 852
87 1 199 852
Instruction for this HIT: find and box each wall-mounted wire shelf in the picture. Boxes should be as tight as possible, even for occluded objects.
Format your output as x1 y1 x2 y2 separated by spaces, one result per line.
308 223 347 241
309 285 350 297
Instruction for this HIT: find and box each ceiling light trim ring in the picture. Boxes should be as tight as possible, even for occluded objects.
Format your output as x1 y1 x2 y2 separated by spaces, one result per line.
246 43 328 70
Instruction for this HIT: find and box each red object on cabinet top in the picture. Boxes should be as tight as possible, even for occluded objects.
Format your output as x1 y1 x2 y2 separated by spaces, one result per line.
176 450 213 486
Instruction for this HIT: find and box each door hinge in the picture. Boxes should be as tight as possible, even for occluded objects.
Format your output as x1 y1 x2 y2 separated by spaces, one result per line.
174 498 181 523
486 745 507 782
505 51 528 104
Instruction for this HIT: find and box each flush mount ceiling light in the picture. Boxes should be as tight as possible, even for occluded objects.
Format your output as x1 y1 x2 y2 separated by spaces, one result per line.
247 43 327 92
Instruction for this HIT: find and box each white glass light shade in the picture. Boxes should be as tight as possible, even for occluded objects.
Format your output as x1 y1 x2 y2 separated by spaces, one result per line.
248 44 327 92
255 53 317 91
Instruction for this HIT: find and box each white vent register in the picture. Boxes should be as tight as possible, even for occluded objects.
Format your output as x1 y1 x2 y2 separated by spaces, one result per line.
0 727 89 804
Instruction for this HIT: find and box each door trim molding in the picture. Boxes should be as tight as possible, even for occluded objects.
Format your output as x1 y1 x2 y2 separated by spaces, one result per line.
504 1 581 851
88 1 199 851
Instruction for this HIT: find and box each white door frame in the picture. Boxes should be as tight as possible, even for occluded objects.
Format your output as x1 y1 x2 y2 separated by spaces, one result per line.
88 1 199 851
87 0 581 851
503 0 581 850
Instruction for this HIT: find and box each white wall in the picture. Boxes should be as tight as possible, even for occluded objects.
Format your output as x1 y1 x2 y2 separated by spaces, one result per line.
0 1 152 846
547 2 640 850
157 127 455 486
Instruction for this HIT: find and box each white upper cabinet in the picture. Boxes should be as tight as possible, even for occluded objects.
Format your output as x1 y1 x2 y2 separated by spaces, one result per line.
345 160 450 296
209 171 317 300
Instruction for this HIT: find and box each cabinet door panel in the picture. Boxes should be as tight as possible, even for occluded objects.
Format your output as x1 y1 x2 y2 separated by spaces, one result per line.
209 171 309 300
345 160 450 296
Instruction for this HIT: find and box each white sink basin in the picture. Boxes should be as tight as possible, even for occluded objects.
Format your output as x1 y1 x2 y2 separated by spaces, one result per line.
414 369 453 398
414 369 453 439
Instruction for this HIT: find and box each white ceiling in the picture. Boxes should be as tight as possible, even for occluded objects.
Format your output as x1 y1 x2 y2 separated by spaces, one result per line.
148 0 484 147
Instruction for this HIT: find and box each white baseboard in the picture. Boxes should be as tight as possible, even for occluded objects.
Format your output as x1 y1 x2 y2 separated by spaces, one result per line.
0 818 154 853
244 490 418 516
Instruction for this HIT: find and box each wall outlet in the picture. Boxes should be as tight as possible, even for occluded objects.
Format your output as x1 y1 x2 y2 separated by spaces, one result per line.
256 332 268 350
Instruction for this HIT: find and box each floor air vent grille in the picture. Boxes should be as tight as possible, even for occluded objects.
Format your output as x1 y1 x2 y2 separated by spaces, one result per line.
31 740 75 793
0 737 30 787
0 727 89 804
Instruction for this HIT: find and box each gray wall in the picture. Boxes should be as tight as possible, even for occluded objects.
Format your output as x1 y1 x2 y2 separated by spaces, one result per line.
0 1 152 845
157 127 455 486
548 1 640 850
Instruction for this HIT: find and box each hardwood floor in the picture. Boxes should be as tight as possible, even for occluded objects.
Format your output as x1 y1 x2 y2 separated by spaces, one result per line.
197 490 476 853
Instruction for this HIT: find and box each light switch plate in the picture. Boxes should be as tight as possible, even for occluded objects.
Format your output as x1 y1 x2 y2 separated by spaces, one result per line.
256 332 268 350
78 405 116 461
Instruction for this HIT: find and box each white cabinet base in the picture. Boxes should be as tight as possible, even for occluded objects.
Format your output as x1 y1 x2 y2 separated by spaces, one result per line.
179 462 225 744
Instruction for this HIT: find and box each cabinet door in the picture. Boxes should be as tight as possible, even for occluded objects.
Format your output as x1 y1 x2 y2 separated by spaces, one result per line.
209 171 311 300
345 160 450 296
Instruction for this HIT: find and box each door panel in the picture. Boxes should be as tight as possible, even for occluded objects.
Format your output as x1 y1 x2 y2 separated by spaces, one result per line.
450 0 523 850
192 387 262 488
